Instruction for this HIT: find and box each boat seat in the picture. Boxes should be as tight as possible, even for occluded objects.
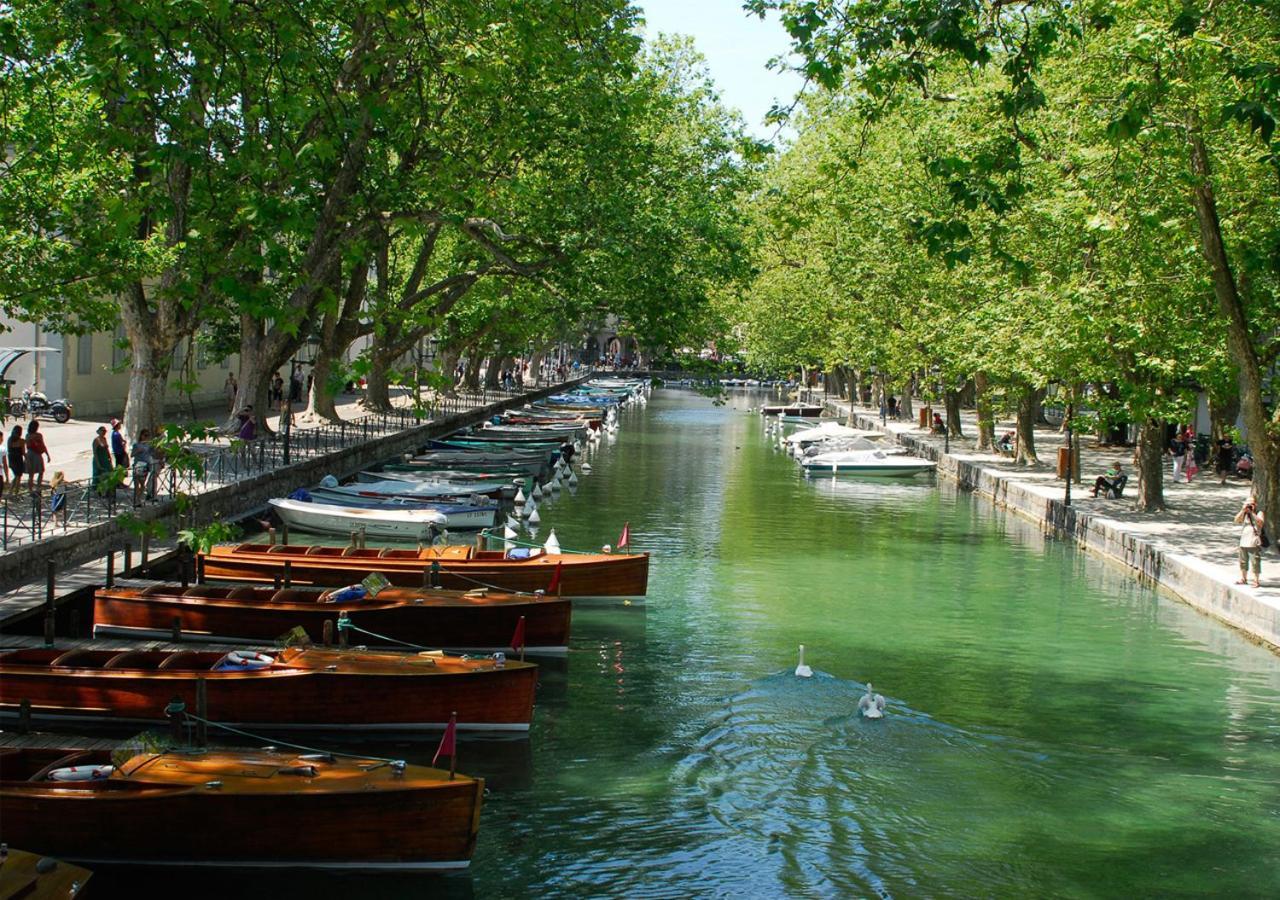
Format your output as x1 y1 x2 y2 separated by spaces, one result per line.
104 650 151 669
183 586 229 598
228 587 262 600
28 751 92 783
271 589 314 604
140 584 172 596
51 649 96 667
266 545 297 555
157 651 203 671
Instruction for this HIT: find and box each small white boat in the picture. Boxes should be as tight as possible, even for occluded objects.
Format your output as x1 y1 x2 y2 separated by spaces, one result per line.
784 422 883 446
801 448 935 477
269 498 447 541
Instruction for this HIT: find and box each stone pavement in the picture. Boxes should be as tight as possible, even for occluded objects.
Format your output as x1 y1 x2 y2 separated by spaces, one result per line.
821 397 1280 650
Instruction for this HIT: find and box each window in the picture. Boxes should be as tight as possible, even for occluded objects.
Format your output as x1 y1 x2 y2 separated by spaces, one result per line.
112 324 129 369
76 334 92 375
197 342 209 370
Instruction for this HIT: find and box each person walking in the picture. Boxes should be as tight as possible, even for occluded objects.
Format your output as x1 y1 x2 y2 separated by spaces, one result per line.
91 425 112 491
1234 496 1267 588
24 420 49 493
6 425 24 495
110 418 129 472
289 365 304 405
224 373 238 413
1169 432 1186 483
131 429 158 504
1216 435 1235 485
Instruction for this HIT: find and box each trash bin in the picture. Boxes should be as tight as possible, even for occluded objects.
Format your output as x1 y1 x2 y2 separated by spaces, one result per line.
1056 446 1079 479
919 407 931 428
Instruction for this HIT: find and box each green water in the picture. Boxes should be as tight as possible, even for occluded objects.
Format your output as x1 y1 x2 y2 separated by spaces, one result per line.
108 389 1280 897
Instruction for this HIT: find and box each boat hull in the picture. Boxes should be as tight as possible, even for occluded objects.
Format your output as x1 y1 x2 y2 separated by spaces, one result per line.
0 749 483 870
0 651 538 731
93 586 572 654
802 462 935 476
201 544 650 597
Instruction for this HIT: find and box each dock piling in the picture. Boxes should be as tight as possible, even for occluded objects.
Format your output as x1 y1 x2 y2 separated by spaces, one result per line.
195 678 208 746
106 550 115 588
282 523 289 545
124 541 133 574
323 619 334 647
268 527 276 546
17 699 31 734
171 617 182 642
283 560 292 588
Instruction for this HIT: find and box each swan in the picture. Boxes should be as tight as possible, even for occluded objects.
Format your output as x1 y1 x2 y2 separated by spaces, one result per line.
858 683 886 719
795 644 813 678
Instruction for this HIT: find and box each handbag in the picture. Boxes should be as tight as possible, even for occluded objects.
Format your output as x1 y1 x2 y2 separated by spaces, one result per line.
1248 511 1270 548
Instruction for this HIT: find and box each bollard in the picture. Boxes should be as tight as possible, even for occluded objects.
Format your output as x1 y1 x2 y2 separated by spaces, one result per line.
167 695 186 745
18 698 32 734
273 574 281 590
349 530 358 551
195 678 208 746
124 541 133 574
45 560 55 612
359 527 367 549
338 619 349 649
171 616 182 642
282 522 290 545
43 613 55 647
323 619 334 648
268 527 276 547
106 550 115 588
283 560 292 588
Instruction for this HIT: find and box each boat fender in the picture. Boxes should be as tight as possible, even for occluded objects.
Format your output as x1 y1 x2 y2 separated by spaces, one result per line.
288 488 312 502
323 584 368 604
48 764 114 782
215 650 274 671
279 765 318 777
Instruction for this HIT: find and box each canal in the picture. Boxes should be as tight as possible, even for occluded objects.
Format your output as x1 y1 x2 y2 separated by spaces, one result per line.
111 388 1280 897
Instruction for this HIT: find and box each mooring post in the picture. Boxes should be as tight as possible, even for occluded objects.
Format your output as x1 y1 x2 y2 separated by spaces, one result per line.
17 699 31 734
167 695 185 745
283 560 292 588
106 550 115 588
273 574 281 590
141 532 150 571
282 522 290 545
338 619 349 649
171 616 182 642
323 619 334 648
124 541 133 574
268 527 276 546
195 678 208 746
180 549 190 589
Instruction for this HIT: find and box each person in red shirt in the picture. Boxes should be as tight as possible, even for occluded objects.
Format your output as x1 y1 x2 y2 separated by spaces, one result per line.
24 420 50 493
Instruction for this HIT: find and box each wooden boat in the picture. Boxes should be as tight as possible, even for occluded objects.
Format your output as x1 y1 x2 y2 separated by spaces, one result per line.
386 456 547 476
0 645 537 732
0 848 90 897
202 542 649 597
93 582 572 654
269 498 448 540
344 477 510 501
355 471 517 497
0 746 483 870
800 448 936 476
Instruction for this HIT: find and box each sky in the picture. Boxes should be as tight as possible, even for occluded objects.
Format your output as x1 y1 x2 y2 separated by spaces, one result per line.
635 0 806 141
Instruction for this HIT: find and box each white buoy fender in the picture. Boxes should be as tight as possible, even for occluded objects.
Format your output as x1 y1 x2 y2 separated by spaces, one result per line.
514 487 526 505
532 483 543 499
795 644 813 678
544 528 561 555
48 765 115 782
582 463 592 473
528 507 541 525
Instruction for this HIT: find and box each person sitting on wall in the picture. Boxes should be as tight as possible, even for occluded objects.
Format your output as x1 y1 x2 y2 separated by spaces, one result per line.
996 430 1015 454
1090 460 1126 498
931 412 945 434
236 406 257 441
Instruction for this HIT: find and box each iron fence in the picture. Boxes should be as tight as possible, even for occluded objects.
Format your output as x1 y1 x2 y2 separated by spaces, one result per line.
0 373 587 553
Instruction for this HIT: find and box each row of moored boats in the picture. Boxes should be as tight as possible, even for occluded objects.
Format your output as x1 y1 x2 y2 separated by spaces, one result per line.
763 413 937 477
0 379 651 883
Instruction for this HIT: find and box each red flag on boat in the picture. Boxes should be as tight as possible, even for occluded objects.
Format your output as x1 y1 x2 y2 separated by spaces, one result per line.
547 561 563 595
510 616 526 652
433 713 457 769
617 521 630 550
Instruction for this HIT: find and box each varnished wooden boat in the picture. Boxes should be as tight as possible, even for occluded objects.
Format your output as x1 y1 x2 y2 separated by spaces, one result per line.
0 746 482 870
93 582 572 654
201 542 650 597
0 847 90 897
0 645 537 732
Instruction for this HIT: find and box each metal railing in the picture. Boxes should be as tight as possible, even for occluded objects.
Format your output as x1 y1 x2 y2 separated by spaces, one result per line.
0 372 589 553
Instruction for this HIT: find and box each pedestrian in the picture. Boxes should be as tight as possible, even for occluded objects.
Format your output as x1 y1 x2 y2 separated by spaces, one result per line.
110 418 129 471
24 420 49 493
1182 427 1198 482
6 425 24 495
1216 435 1235 485
1169 432 1186 483
289 365 304 405
271 373 284 410
131 428 158 503
236 405 256 441
224 373 238 413
91 425 112 491
1234 495 1267 588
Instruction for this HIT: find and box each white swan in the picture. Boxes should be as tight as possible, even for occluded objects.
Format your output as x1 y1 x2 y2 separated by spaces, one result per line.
858 683 886 719
795 644 813 678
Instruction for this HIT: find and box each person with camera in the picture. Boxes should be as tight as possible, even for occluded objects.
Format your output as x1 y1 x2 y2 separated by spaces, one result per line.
1234 496 1267 588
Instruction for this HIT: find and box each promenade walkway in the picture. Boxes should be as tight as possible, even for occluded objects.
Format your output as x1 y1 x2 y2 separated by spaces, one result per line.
821 397 1280 650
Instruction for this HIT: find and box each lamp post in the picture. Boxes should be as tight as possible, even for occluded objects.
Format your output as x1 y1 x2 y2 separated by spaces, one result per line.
1064 399 1074 507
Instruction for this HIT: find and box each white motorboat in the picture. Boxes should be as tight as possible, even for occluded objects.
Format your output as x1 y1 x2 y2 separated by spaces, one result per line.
784 422 884 446
801 448 936 477
269 498 447 541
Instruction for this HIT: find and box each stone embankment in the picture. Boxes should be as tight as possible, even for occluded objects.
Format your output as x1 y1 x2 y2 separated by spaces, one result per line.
824 398 1280 651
